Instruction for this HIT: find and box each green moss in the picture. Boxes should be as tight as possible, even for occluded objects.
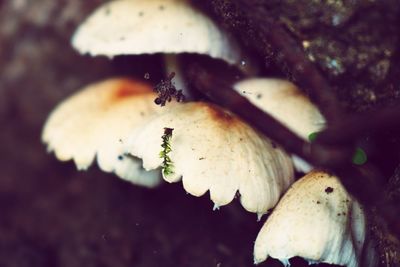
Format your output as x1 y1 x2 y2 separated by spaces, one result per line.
308 131 320 142
160 127 174 176
352 148 367 165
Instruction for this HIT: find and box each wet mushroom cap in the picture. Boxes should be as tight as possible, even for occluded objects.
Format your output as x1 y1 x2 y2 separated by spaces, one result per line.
254 171 376 267
72 0 242 65
42 78 167 187
234 78 325 140
125 102 294 214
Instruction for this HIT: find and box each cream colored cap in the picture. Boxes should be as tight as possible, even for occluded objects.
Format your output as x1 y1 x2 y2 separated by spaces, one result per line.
72 0 242 65
234 78 325 140
254 171 376 267
42 78 165 187
126 102 294 214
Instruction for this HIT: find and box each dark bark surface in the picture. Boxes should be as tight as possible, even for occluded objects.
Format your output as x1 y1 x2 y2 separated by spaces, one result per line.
1 0 399 267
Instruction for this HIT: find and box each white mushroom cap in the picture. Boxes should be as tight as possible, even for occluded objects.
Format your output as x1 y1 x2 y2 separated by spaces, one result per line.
234 78 325 140
125 102 294 214
254 171 377 267
72 0 242 65
234 78 326 172
42 78 166 187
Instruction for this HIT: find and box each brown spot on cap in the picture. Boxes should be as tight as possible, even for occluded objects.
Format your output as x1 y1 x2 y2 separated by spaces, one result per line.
111 79 154 102
201 103 235 125
97 79 155 111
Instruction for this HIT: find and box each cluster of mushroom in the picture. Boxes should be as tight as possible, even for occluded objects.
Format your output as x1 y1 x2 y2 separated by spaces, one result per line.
42 0 377 266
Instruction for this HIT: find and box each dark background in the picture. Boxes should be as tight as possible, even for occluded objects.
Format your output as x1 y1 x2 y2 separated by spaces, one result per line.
0 1 399 267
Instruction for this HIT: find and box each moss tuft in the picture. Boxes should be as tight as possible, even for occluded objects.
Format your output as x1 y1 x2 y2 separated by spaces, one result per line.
160 127 174 176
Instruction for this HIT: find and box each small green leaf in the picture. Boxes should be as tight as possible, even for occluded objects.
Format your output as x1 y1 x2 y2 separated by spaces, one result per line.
352 148 367 165
308 132 319 142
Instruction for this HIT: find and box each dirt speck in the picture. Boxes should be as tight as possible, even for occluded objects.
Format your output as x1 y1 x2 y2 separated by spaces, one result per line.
325 187 334 194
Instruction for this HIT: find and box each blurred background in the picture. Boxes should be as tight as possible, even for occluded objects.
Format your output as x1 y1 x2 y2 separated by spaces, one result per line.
0 0 399 267
0 1 266 266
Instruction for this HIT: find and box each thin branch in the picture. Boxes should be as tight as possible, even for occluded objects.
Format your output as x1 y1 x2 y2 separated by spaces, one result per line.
187 63 400 239
187 64 351 168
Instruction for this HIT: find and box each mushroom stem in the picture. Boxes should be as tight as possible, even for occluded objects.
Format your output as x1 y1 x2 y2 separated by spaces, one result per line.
291 155 313 173
164 54 191 99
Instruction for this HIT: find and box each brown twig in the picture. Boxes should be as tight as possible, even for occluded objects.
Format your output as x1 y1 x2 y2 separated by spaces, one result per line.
187 63 400 239
188 64 351 168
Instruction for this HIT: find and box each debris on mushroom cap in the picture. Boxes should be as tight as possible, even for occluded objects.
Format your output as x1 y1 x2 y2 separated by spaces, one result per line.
42 78 168 188
254 171 378 267
125 102 294 214
72 0 242 66
234 78 325 140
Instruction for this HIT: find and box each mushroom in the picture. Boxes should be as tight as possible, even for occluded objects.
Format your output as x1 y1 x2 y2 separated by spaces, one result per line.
233 78 326 172
125 102 294 215
254 170 377 267
42 78 170 187
72 0 252 95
